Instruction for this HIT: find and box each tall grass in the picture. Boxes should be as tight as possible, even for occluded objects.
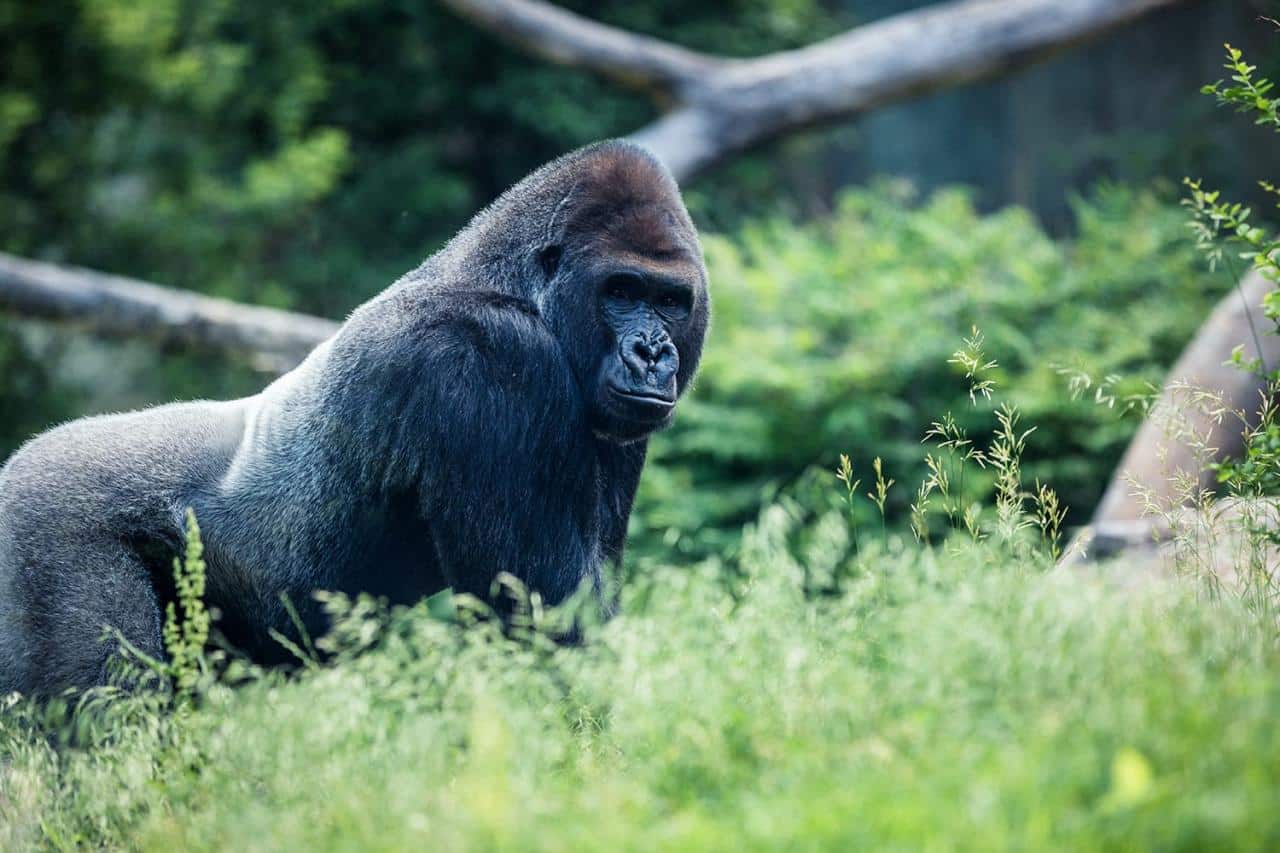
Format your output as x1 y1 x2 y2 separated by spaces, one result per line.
2 527 1278 851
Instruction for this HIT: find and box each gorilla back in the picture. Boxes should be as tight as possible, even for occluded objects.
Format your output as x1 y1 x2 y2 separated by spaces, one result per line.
0 141 709 694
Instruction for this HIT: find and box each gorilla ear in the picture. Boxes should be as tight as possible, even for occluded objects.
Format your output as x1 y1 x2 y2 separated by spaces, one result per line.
537 245 563 280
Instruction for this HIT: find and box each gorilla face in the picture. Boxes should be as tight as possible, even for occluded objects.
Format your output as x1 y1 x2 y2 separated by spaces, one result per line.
527 148 709 445
590 263 702 442
535 236 706 444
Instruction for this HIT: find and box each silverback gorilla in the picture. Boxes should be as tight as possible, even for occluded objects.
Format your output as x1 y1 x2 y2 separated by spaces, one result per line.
0 141 709 694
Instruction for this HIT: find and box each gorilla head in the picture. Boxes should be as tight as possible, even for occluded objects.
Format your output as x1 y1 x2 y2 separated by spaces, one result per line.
515 147 709 443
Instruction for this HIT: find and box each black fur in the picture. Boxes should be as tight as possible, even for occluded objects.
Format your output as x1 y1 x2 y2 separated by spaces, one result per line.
0 141 709 693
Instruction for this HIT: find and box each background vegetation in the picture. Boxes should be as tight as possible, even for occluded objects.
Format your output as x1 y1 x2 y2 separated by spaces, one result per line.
638 184 1213 560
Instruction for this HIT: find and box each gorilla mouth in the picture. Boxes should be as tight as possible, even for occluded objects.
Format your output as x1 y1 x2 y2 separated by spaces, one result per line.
607 383 676 415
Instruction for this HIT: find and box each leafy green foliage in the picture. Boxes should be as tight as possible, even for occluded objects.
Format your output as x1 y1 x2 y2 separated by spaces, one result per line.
634 183 1215 561
162 509 210 698
1203 44 1280 133
1189 45 1280 503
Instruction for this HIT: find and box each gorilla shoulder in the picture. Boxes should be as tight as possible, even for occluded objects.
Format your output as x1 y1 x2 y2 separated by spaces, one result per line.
320 288 588 475
333 289 578 399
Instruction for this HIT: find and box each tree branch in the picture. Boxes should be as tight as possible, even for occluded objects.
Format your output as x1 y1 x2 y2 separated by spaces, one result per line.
449 0 1186 180
438 0 725 96
0 252 336 373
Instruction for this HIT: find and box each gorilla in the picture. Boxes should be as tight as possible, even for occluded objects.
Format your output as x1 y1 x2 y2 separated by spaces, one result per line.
0 140 709 694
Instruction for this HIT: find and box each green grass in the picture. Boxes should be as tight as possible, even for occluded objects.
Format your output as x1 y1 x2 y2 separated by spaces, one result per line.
3 524 1278 851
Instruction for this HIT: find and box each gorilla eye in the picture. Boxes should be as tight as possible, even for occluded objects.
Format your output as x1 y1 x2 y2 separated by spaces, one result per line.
603 273 642 303
658 290 692 317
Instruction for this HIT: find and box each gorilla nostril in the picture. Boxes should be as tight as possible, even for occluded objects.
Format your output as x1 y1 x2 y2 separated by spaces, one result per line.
632 338 658 365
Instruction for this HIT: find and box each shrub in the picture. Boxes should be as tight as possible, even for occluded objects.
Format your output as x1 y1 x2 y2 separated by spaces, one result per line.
635 182 1217 562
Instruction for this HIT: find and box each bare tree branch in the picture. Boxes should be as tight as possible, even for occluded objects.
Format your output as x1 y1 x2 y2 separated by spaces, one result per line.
0 252 336 373
448 0 1185 180
1091 270 1280 525
438 0 725 96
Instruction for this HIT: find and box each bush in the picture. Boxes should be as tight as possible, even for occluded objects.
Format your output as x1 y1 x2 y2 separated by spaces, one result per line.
635 182 1219 561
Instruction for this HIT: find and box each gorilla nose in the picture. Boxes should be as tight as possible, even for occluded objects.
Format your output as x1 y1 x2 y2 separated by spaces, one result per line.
631 337 664 365
622 333 678 384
